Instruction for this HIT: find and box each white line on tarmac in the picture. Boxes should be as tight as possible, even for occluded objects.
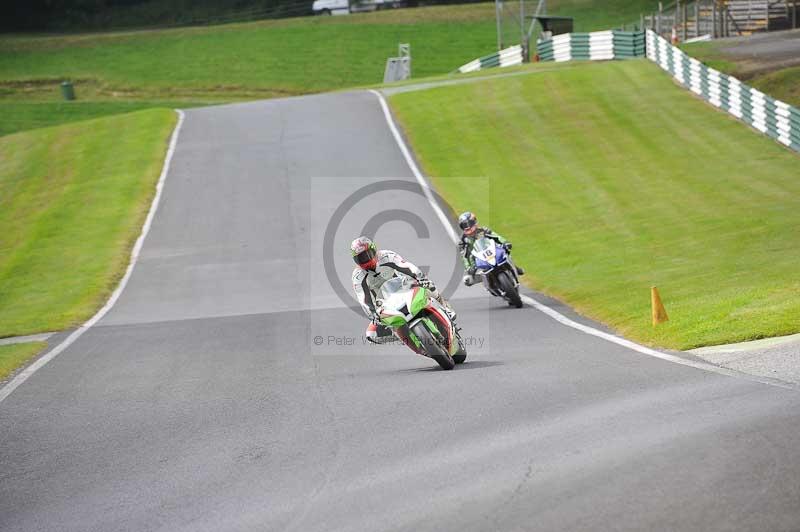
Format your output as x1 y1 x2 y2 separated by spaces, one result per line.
0 110 186 405
0 333 55 346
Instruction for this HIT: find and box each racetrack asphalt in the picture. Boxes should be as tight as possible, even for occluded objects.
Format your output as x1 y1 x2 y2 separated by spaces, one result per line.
717 28 800 75
1 91 800 532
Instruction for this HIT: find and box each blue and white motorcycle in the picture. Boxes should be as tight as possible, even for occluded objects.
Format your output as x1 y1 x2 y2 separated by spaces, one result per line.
468 236 523 308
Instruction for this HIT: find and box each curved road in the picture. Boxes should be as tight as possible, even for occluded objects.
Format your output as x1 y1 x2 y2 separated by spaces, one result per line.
2 91 800 532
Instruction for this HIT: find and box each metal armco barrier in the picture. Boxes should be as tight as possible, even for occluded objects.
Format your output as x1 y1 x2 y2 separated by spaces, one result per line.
456 45 524 74
646 29 800 153
537 31 646 62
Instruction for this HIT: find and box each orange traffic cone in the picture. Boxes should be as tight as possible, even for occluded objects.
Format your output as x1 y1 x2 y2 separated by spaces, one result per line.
651 286 669 326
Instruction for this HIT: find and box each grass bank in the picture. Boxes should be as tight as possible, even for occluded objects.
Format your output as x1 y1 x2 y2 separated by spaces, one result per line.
0 100 199 138
1 1 656 135
0 342 47 382
0 109 176 337
748 66 800 108
389 59 800 350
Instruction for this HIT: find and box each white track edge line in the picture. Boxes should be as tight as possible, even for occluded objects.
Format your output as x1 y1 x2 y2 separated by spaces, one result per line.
519 294 793 389
0 109 186 405
369 89 459 244
369 89 792 390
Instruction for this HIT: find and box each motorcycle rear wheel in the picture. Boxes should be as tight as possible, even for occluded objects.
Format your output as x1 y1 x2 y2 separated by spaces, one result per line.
411 321 455 370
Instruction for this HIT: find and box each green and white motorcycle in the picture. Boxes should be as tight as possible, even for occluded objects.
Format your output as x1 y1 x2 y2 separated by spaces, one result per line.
376 276 466 370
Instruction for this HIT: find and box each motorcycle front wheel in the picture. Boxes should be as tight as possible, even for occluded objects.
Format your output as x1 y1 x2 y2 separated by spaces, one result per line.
410 321 455 370
498 270 523 308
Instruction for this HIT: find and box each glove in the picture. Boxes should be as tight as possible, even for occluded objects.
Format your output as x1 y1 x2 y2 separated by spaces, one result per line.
464 267 476 287
367 321 394 344
504 242 513 251
418 277 434 290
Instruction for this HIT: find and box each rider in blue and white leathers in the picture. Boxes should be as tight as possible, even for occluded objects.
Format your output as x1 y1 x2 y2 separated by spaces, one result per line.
457 211 524 286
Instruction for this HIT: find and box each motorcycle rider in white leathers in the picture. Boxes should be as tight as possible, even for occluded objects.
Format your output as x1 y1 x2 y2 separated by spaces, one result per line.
350 236 456 343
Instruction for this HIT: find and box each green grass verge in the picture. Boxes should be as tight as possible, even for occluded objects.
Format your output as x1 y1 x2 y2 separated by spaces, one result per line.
746 66 800 109
680 42 738 73
0 1 647 92
389 59 800 350
1 1 656 135
0 342 46 382
0 5 500 97
0 109 176 337
0 100 203 138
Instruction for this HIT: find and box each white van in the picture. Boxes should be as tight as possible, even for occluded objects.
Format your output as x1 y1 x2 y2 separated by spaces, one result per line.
312 0 407 16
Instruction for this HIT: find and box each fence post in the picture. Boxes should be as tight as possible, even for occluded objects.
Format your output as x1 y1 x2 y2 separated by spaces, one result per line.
683 1 689 40
657 2 663 34
728 4 733 36
519 0 525 53
723 4 728 36
496 0 503 51
711 1 716 38
766 0 770 30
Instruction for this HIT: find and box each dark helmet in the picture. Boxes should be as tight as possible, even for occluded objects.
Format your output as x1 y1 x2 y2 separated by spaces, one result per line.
351 236 378 270
458 211 478 236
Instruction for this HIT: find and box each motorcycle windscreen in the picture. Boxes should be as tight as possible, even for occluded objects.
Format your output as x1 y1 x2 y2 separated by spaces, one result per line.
472 237 498 268
377 276 415 327
378 276 407 299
